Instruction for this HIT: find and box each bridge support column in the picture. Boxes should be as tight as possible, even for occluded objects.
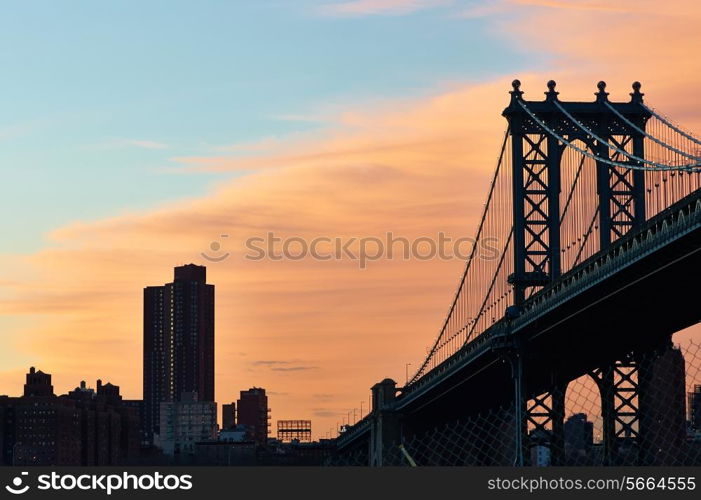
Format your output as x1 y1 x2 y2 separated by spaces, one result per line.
595 83 647 248
510 348 527 466
369 378 400 466
510 346 567 467
507 81 563 306
524 383 566 466
592 357 639 465
592 338 684 466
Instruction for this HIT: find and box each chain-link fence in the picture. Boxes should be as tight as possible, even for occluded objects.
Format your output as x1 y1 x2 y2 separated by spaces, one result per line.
325 447 369 467
383 404 518 466
328 339 701 466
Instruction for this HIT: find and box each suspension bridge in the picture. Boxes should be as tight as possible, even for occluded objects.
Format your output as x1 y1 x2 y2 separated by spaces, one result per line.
332 80 701 466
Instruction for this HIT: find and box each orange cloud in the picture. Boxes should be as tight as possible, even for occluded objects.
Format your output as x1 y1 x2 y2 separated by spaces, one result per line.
512 0 633 12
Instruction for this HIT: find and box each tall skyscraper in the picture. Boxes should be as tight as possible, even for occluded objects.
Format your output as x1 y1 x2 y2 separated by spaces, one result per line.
237 388 270 447
143 264 215 444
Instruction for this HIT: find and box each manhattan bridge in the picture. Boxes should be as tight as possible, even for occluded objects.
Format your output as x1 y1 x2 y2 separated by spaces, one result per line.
330 80 701 466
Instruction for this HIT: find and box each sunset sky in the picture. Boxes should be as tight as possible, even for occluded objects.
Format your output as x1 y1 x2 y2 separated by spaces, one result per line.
1 0 700 439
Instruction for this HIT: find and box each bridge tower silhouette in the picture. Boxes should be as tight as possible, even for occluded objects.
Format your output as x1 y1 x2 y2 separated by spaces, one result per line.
505 79 648 304
333 80 701 467
505 79 653 465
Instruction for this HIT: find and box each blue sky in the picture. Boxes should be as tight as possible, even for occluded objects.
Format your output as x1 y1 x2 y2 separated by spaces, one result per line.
0 0 534 252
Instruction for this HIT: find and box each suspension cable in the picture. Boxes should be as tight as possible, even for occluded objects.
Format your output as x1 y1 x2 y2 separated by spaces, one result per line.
603 101 701 161
517 100 701 172
642 103 701 146
553 100 701 171
464 228 513 344
408 126 510 385
573 206 599 267
561 153 586 223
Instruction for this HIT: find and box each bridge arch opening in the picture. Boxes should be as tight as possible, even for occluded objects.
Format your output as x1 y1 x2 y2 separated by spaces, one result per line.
560 374 603 465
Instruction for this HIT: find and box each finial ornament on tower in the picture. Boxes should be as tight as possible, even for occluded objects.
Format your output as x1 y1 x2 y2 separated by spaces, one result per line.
595 80 609 103
510 79 523 102
545 80 559 102
630 81 644 103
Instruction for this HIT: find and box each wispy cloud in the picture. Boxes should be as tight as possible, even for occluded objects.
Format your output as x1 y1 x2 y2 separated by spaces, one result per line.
313 409 342 418
513 0 632 12
80 138 170 152
0 120 46 141
457 2 508 18
320 0 451 17
123 139 169 150
272 113 329 124
211 137 284 154
251 360 318 372
457 0 630 19
251 360 289 366
271 366 318 372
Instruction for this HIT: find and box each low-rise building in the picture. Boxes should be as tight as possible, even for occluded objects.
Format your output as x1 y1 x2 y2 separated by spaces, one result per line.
157 392 217 457
0 368 139 466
